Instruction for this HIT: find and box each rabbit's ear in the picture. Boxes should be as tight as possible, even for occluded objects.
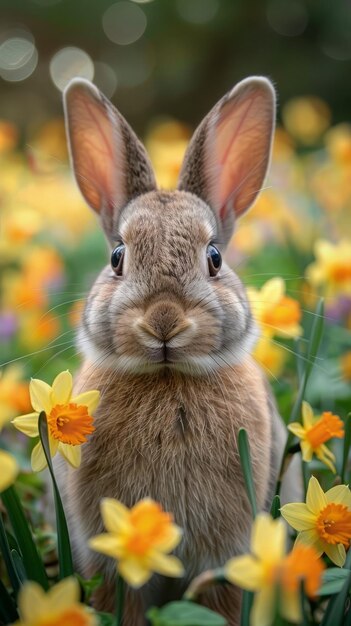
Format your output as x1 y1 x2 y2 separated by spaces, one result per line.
64 79 157 239
178 77 275 244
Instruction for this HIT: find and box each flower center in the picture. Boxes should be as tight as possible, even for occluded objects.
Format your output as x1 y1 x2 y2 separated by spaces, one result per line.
125 503 174 557
306 412 344 448
262 296 301 328
39 607 92 626
330 263 351 284
316 503 351 546
47 403 95 445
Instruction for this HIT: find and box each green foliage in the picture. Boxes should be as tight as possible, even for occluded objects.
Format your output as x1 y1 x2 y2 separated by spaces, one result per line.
147 601 227 626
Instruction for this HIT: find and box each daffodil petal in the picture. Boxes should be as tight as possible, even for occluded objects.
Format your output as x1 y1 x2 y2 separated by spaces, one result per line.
51 371 73 405
262 277 285 304
156 525 182 552
18 581 47 622
251 585 276 626
118 559 151 588
11 413 39 437
300 441 313 463
306 476 327 514
295 529 323 554
316 447 336 473
72 390 100 414
29 378 52 413
287 423 306 439
31 442 48 472
48 577 80 610
224 555 264 591
58 443 81 468
147 551 184 578
0 451 19 492
326 485 351 508
252 514 286 562
280 503 316 531
302 402 315 429
324 543 346 567
281 587 301 623
88 534 122 559
100 498 130 534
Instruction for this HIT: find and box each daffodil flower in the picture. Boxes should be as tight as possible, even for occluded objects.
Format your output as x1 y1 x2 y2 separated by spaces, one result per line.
306 239 351 297
12 370 100 471
247 277 302 339
0 450 19 492
288 401 344 473
281 476 351 567
225 513 324 626
89 498 184 588
14 577 97 626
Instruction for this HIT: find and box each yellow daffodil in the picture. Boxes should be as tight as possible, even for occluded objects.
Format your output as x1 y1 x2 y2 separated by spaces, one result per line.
12 371 100 472
252 335 287 379
225 513 324 626
89 498 184 588
0 366 31 429
247 277 302 339
281 476 351 567
306 239 351 297
14 577 97 626
0 450 19 492
288 401 344 473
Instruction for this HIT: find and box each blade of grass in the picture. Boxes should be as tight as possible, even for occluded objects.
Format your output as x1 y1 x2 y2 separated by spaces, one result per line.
238 428 257 518
0 578 18 624
270 495 281 519
1 487 48 590
0 511 21 595
38 411 74 579
341 413 351 484
240 591 253 626
276 299 324 496
11 549 27 584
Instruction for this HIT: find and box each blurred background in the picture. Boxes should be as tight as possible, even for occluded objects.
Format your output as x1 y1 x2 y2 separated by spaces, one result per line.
1 0 351 460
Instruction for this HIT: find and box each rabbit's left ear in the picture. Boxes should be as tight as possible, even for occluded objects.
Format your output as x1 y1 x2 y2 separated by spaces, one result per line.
178 77 275 244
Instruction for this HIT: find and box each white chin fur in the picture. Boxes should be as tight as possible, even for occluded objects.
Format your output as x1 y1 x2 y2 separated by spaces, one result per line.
77 322 260 376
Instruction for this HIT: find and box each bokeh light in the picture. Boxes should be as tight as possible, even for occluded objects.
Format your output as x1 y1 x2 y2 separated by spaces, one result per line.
102 2 147 46
49 47 94 91
0 30 38 82
267 0 308 37
176 0 219 24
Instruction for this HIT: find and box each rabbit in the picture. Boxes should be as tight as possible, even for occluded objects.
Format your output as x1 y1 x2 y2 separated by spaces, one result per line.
57 75 292 626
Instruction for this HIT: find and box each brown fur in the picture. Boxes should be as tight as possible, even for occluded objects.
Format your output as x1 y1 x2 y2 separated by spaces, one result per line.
60 76 283 625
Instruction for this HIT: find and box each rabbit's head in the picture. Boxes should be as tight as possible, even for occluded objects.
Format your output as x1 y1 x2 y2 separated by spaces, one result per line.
64 77 275 375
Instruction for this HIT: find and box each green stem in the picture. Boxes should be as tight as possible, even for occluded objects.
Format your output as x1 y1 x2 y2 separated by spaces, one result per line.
115 575 125 626
0 512 20 595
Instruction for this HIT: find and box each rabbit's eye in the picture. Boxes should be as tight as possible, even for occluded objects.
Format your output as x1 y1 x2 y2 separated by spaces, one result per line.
111 244 125 276
207 244 222 277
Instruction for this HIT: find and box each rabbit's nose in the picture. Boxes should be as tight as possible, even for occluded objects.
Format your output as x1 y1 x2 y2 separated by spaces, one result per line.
137 301 192 342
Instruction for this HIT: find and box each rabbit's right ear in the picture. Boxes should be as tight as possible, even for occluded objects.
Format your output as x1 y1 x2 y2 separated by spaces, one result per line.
178 77 275 245
64 79 157 241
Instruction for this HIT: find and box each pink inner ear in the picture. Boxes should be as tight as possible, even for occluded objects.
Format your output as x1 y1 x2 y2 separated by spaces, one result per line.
66 86 125 213
210 86 274 221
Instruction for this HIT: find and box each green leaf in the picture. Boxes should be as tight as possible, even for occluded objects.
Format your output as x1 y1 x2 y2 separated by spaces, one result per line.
240 591 253 626
319 568 350 596
341 414 351 483
11 549 27 584
270 495 281 519
76 572 104 603
97 612 115 626
0 511 21 595
320 570 351 626
238 428 257 518
1 486 48 590
38 411 74 579
305 298 324 379
0 578 18 624
146 601 227 626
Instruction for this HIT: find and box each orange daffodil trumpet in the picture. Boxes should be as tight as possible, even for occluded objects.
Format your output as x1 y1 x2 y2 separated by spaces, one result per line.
14 577 97 626
12 371 100 471
281 476 351 567
89 498 184 588
288 401 344 473
225 513 324 626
